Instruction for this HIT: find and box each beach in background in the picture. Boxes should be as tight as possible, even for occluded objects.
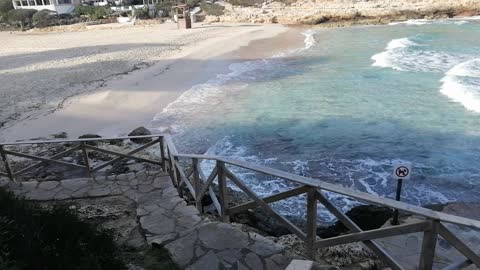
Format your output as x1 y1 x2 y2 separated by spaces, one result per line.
0 22 302 140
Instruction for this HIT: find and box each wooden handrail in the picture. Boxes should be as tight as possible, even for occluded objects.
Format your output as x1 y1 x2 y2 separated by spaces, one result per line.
175 153 480 229
0 134 166 146
0 135 166 181
170 147 480 269
314 221 431 248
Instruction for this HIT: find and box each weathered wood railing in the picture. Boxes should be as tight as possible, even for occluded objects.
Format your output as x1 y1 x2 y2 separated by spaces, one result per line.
161 135 480 270
0 135 166 181
2 134 480 270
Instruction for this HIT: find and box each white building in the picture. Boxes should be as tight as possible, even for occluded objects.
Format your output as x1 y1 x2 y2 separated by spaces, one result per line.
12 0 81 14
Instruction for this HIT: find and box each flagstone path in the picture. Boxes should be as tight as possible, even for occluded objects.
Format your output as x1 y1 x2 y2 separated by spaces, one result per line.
1 171 294 270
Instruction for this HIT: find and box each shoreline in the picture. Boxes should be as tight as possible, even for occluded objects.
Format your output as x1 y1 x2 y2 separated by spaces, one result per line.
0 23 304 141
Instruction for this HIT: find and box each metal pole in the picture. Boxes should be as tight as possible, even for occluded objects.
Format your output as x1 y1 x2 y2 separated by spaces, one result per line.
0 145 15 181
391 178 403 225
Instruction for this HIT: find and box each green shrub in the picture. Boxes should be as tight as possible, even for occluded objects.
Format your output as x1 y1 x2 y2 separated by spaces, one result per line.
200 2 224 16
0 0 13 20
32 9 56 27
74 5 112 20
156 0 174 17
186 0 201 7
134 7 150 19
0 188 126 270
7 9 36 30
144 246 181 270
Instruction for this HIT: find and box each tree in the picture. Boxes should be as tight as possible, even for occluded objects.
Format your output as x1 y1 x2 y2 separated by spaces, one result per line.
7 9 37 30
0 0 14 20
74 5 111 20
156 0 173 17
32 9 57 28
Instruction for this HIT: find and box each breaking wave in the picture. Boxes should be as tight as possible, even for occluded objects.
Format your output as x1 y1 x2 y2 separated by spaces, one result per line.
371 37 469 73
151 30 316 133
199 137 454 223
388 17 480 26
440 59 480 112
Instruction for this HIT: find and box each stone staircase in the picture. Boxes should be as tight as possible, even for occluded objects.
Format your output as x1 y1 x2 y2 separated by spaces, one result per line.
1 171 295 270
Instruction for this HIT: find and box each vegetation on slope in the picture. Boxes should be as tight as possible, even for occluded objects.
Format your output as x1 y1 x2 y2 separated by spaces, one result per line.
0 0 13 19
0 188 126 270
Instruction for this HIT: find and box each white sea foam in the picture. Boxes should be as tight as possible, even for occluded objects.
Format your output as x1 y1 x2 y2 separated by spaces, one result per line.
371 37 418 71
440 59 480 113
151 30 317 133
389 19 432 26
302 30 316 50
371 37 469 73
198 136 456 221
388 16 479 26
281 160 310 176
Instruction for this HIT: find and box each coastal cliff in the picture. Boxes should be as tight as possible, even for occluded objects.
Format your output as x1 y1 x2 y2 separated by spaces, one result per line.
206 0 480 25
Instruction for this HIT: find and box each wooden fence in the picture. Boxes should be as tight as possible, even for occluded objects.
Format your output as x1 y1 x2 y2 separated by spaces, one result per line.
0 135 166 181
1 134 480 270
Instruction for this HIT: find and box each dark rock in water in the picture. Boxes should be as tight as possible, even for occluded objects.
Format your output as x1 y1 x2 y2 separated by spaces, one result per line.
128 127 152 144
78 134 102 146
51 132 68 139
78 134 102 139
317 205 393 238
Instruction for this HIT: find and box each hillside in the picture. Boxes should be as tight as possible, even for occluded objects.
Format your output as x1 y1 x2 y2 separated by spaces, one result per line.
207 0 480 25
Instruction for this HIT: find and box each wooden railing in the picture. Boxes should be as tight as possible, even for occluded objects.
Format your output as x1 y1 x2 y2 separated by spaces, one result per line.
2 134 480 270
0 135 166 181
161 135 480 270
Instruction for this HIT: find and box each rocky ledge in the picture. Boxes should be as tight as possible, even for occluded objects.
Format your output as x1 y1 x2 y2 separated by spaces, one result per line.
205 0 480 25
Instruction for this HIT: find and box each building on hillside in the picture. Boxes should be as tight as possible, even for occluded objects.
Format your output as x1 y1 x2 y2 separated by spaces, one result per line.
11 0 81 14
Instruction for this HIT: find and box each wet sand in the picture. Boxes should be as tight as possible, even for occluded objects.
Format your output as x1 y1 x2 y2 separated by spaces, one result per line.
0 23 304 141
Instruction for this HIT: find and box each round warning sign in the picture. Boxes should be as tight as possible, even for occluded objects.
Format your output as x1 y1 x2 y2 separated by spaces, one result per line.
393 164 412 180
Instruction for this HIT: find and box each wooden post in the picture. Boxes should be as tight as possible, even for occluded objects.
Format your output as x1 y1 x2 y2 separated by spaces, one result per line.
306 186 318 259
159 137 166 172
192 158 202 212
217 160 230 223
0 145 15 181
175 157 183 198
419 219 438 270
167 149 175 185
80 142 93 179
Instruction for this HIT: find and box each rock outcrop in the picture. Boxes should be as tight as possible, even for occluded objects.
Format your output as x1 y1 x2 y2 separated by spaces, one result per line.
128 126 152 144
206 0 480 25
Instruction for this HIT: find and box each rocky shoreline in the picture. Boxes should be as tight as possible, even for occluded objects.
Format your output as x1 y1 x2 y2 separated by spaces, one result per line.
205 0 480 26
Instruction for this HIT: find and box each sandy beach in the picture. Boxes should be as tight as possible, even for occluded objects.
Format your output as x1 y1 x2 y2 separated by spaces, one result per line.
0 22 303 141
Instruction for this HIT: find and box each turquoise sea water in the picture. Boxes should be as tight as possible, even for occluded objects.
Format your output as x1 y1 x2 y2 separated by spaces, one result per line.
152 18 480 220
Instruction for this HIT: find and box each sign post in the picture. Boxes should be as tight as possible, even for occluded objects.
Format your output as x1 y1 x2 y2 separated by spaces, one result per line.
391 164 411 225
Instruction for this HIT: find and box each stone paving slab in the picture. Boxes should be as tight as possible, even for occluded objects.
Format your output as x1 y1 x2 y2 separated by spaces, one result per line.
1 171 294 270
